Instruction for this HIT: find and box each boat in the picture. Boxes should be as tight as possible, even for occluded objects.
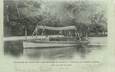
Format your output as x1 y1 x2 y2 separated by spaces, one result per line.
23 25 89 48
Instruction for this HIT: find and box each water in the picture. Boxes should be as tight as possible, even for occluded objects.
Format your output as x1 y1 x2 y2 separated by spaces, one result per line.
4 37 107 59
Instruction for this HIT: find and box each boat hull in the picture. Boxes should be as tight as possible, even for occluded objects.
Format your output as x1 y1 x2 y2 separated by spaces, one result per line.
23 41 85 48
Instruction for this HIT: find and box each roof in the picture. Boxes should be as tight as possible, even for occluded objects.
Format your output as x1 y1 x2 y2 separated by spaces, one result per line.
37 25 77 30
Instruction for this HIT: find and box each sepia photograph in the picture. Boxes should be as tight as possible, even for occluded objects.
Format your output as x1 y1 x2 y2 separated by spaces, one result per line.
4 0 107 59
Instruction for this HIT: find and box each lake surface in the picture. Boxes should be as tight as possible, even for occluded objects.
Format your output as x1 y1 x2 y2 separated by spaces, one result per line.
4 37 107 59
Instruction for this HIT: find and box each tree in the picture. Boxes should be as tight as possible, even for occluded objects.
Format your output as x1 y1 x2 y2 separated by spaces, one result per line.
89 11 107 36
4 0 42 36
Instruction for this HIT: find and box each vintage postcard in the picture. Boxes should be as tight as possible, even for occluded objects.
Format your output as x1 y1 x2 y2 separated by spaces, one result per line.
0 0 115 72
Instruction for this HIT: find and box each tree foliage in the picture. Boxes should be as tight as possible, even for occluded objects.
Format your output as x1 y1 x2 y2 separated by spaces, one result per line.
4 0 107 37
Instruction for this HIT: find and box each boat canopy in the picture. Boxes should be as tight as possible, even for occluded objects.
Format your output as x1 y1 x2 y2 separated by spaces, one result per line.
37 25 77 30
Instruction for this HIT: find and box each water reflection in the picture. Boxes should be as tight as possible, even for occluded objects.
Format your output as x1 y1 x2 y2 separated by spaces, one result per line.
23 45 101 59
23 47 77 59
